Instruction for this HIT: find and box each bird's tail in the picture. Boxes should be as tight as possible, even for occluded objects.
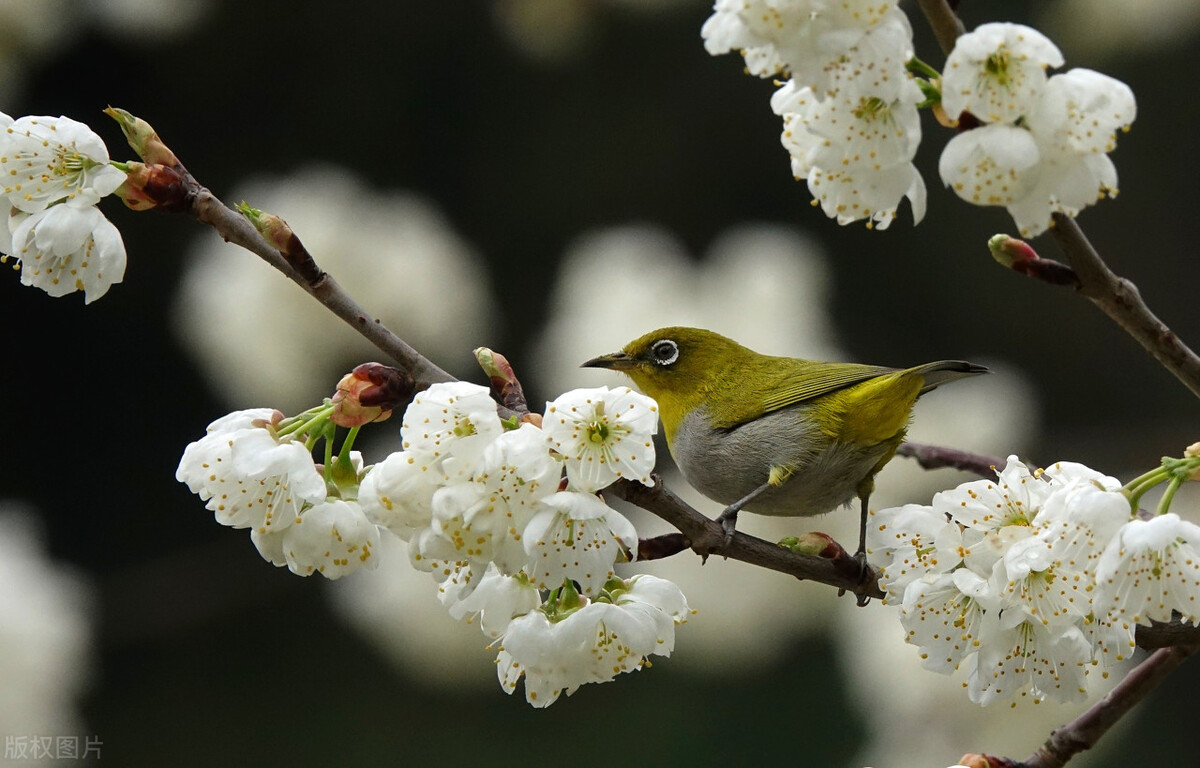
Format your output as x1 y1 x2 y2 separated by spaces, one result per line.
912 361 989 395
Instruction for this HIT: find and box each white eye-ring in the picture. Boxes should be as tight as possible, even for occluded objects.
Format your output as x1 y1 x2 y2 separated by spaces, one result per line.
650 339 679 366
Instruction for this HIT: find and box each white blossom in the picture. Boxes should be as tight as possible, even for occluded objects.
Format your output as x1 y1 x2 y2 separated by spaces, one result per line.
897 569 990 674
402 381 503 480
941 22 1064 124
3 204 126 302
543 386 658 492
0 114 125 213
870 456 1138 705
701 0 913 96
938 124 1041 209
866 502 962 601
357 450 441 539
701 0 819 78
1003 68 1136 237
523 490 638 595
761 10 924 229
938 27 1136 238
966 615 1093 706
280 499 380 579
804 159 926 229
175 409 326 533
177 410 385 579
496 575 689 707
432 424 562 574
1094 513 1200 628
448 563 540 639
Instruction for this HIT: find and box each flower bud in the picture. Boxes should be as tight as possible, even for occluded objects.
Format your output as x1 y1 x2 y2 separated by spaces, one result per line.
104 106 179 166
778 532 840 558
988 234 1080 287
114 161 190 211
238 203 297 253
987 234 1039 268
475 346 530 416
330 363 414 427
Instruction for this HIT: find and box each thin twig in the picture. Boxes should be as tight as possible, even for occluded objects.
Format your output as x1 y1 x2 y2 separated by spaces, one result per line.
187 186 456 388
1020 644 1200 768
897 442 1004 476
1050 214 1200 401
915 0 965 55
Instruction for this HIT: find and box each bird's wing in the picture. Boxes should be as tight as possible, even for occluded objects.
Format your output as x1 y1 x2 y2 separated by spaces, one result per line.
759 362 899 414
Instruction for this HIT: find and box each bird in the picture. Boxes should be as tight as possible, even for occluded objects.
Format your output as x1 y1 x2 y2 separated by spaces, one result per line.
582 326 987 561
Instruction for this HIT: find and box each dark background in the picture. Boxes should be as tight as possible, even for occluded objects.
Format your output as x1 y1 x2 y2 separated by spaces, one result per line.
2 1 1197 765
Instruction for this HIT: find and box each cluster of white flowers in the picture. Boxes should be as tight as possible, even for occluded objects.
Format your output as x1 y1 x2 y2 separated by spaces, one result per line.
178 382 690 707
0 113 127 302
176 408 382 579
702 8 1137 236
867 456 1200 705
938 23 1137 237
703 0 924 229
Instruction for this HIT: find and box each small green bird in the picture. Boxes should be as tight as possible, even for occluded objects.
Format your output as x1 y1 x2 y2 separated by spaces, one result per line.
582 327 987 558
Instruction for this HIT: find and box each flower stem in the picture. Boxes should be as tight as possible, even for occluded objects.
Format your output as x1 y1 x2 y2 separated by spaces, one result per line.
1156 476 1183 516
906 56 942 79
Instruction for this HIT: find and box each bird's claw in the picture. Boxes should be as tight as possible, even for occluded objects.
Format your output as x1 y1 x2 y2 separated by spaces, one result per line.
720 514 737 546
852 548 871 606
715 506 739 547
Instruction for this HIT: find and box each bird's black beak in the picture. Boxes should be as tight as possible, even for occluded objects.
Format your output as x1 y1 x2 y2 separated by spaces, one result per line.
581 351 636 370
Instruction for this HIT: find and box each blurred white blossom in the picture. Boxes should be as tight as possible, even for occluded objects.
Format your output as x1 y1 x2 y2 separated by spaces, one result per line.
0 507 93 756
1041 0 1200 57
0 0 211 102
530 223 840 397
172 165 496 411
492 0 691 63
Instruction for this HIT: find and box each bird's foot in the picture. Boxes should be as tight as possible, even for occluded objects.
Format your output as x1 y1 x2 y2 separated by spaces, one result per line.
851 547 871 607
716 506 739 547
713 481 772 547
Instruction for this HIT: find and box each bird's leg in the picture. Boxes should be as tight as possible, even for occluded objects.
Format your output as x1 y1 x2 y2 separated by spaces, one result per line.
851 478 875 606
715 482 771 545
716 464 793 545
855 491 869 563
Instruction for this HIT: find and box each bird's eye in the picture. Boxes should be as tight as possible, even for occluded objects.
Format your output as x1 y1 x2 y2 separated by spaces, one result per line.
650 339 679 366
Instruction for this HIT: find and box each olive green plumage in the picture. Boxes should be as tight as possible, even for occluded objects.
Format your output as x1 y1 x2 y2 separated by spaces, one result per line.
583 327 986 523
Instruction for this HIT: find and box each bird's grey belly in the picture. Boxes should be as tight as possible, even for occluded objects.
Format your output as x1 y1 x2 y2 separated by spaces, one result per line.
670 405 893 517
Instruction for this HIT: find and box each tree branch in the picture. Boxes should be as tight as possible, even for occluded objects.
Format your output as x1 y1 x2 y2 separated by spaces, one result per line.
896 442 1004 477
1019 644 1200 768
187 185 456 388
915 0 965 56
1049 214 1200 401
611 477 885 602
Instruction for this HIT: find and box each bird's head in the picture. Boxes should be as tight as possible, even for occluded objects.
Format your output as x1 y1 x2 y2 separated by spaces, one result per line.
582 327 751 431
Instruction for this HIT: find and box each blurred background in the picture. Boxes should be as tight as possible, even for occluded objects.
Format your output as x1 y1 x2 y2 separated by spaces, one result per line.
2 0 1199 765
